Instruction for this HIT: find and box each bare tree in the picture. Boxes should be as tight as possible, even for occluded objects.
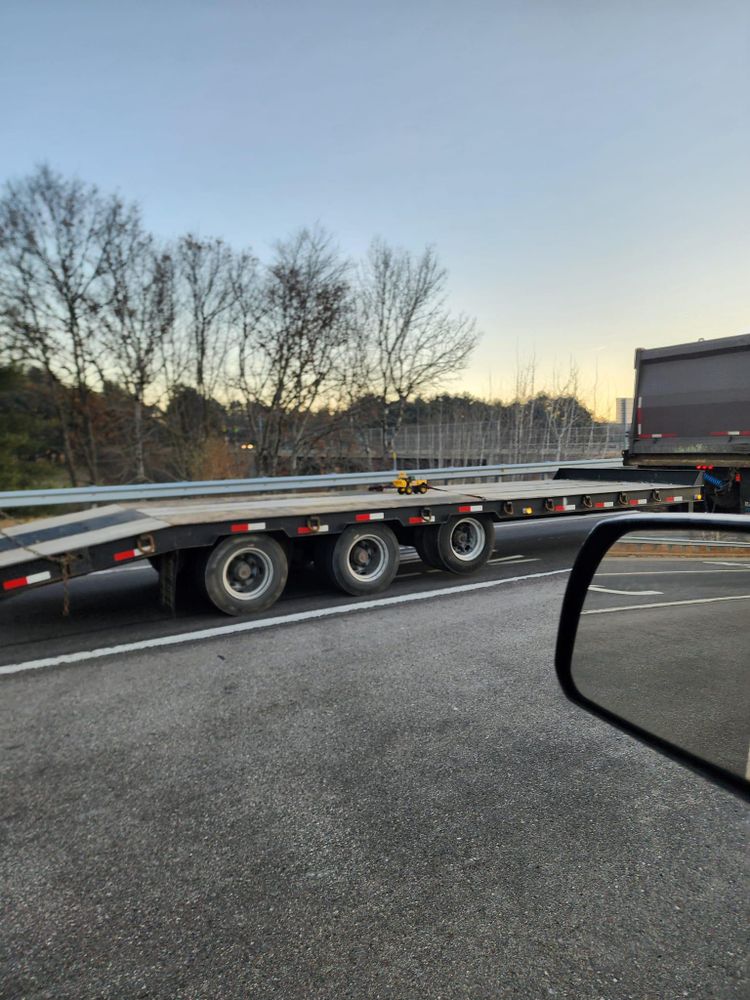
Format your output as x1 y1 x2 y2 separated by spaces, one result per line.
233 228 353 474
175 234 240 441
358 240 479 465
0 165 138 483
100 227 175 480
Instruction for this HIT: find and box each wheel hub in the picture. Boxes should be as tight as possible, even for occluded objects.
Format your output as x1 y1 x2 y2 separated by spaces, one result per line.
450 517 485 561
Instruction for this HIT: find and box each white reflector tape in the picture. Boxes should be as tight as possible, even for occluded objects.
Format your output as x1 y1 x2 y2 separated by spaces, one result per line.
2 569 53 591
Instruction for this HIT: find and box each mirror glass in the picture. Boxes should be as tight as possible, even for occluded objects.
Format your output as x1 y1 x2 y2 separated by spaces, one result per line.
571 527 750 781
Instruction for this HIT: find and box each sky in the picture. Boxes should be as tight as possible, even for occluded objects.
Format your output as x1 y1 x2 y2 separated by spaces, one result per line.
1 0 748 417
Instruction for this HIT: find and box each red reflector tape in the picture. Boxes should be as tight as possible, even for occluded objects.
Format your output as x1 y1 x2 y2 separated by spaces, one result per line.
457 504 483 513
114 548 143 562
231 521 266 532
665 496 684 503
554 504 576 512
629 499 647 506
355 512 384 522
297 525 330 535
3 570 52 591
594 501 614 509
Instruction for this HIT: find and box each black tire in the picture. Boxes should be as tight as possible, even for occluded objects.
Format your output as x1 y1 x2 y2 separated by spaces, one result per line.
200 534 288 616
413 525 443 569
316 523 399 596
432 515 494 574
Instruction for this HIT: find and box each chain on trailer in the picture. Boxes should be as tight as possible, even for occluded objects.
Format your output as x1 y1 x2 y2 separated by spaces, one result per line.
0 507 78 616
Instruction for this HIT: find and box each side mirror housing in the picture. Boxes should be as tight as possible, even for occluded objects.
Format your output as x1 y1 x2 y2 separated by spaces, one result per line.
556 513 750 801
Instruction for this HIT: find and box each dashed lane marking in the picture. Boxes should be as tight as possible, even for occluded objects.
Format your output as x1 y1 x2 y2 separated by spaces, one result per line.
582 594 750 615
589 585 663 596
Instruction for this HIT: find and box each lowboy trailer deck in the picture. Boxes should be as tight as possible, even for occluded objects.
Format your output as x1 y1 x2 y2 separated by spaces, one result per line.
0 468 702 616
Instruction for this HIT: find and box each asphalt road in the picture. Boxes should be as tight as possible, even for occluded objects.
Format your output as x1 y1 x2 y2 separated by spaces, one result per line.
2 517 748 999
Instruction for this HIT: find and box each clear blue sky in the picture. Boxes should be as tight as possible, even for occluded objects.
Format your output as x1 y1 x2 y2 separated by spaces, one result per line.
2 0 748 414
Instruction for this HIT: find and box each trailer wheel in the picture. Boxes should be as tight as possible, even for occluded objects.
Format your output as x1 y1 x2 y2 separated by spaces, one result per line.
433 515 494 574
316 524 399 596
413 526 442 569
201 535 288 616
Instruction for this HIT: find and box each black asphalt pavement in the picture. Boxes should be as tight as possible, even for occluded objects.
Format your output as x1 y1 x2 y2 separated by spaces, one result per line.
1 517 748 999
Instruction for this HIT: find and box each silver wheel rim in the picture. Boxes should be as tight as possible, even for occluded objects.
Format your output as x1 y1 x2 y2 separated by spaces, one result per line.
221 547 275 601
450 517 485 561
345 535 389 582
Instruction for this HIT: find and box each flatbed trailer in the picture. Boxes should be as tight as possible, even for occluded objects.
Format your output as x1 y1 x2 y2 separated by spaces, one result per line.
0 468 702 616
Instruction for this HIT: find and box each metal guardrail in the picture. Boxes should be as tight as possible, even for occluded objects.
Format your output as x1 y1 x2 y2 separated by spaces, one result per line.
0 458 621 509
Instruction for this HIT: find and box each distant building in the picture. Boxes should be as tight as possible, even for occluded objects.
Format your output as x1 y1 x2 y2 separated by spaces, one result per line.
616 397 634 428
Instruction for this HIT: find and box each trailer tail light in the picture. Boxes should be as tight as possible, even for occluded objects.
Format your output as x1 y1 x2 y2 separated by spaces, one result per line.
2 570 52 591
231 521 267 533
355 512 384 522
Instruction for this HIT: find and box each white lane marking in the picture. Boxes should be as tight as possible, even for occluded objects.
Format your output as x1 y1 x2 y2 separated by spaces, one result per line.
400 556 538 578
589 585 663 596
746 744 750 781
582 594 750 616
0 569 570 677
93 565 155 576
703 561 750 569
596 570 750 576
489 557 539 565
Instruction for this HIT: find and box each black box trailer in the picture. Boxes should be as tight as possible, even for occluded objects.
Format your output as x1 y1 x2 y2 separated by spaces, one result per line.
625 332 750 512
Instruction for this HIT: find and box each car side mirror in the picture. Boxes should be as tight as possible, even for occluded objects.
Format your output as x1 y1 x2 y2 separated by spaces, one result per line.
556 514 750 801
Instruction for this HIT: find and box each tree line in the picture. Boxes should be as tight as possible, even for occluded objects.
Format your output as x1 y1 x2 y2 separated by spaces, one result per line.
0 165 479 487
